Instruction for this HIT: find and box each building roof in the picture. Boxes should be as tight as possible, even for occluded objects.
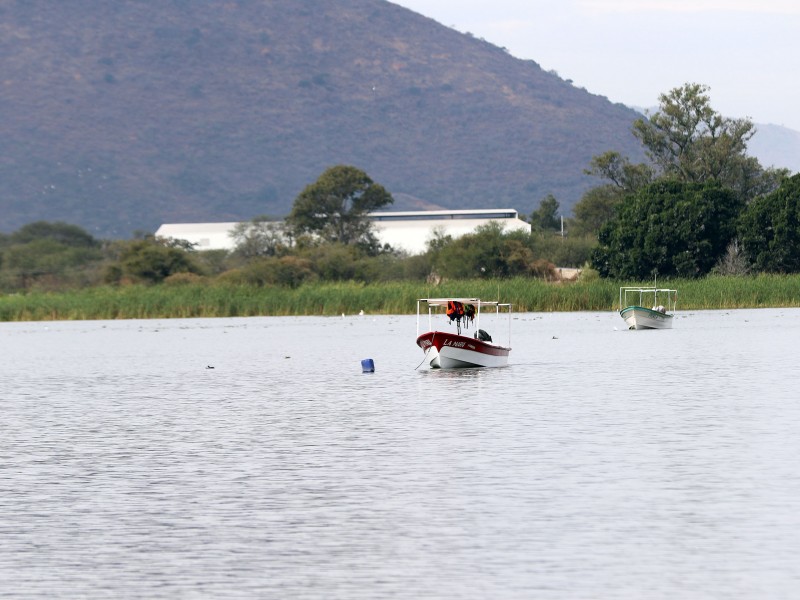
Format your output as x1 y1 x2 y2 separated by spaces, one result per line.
155 209 530 254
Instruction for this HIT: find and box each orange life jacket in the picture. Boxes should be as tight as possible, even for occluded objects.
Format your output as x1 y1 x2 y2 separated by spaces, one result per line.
446 300 464 321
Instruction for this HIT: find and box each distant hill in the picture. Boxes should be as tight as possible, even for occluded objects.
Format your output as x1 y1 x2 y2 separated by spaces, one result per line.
1 0 647 238
748 124 800 174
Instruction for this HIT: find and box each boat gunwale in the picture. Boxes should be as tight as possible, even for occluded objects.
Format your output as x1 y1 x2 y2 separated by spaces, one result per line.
619 305 675 318
415 330 511 356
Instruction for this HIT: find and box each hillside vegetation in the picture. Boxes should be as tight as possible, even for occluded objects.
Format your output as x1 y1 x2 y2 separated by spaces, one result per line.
1 0 645 237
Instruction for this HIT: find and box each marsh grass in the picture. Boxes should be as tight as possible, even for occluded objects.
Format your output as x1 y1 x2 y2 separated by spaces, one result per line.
1 274 799 321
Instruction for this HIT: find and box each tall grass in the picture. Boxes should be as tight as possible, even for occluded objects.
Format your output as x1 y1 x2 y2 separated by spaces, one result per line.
1 274 799 322
677 274 800 309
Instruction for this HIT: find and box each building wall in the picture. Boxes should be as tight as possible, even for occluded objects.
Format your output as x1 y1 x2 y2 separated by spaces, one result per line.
154 222 240 250
370 210 530 254
155 209 531 254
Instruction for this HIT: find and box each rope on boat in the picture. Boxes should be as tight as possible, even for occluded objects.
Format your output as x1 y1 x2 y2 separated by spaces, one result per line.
414 333 435 370
414 347 431 370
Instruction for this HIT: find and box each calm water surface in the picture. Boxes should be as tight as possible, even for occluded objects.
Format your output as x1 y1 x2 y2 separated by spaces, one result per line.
2 309 800 599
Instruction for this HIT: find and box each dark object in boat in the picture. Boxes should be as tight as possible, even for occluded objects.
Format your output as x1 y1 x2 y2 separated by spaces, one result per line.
475 329 492 342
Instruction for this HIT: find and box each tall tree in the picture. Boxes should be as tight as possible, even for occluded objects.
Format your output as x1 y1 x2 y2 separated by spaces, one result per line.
585 83 786 209
529 194 561 232
631 82 785 201
738 174 800 273
287 165 393 247
591 180 742 279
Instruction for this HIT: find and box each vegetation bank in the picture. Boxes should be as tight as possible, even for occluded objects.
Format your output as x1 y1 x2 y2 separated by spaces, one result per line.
2 275 799 322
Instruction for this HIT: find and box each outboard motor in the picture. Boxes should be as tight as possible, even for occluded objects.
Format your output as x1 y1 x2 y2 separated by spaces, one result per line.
475 329 492 342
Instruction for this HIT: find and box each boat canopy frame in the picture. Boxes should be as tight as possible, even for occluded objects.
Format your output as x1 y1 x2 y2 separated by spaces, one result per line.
619 287 678 313
416 297 512 345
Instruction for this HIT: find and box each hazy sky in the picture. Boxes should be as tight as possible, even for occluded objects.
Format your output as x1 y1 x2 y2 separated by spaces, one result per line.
390 0 800 131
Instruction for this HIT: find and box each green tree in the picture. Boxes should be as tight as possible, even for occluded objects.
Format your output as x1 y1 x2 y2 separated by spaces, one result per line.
591 180 742 279
304 243 361 281
434 223 555 279
425 227 453 253
738 174 800 272
2 239 103 290
575 151 655 237
529 231 596 268
529 194 561 232
571 185 623 237
632 82 786 202
584 151 654 193
112 239 204 284
230 216 289 259
0 222 103 291
10 221 99 248
286 165 393 247
218 256 315 288
435 222 507 278
633 83 753 181
585 83 785 214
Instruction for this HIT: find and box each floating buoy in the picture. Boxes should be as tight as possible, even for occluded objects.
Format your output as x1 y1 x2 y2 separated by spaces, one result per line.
361 358 375 373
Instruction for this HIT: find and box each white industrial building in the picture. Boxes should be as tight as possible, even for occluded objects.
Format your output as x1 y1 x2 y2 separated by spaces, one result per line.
155 208 531 255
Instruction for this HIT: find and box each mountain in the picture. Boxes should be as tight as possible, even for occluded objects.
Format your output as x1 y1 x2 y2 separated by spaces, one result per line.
748 124 800 174
1 0 647 238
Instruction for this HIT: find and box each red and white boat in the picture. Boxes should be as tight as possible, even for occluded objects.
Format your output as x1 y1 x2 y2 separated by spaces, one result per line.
415 298 512 369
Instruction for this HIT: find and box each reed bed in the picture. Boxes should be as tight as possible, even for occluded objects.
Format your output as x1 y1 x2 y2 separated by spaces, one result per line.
677 274 800 309
1 274 799 322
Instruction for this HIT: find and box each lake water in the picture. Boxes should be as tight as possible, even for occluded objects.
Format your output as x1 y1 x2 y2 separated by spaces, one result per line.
2 308 800 599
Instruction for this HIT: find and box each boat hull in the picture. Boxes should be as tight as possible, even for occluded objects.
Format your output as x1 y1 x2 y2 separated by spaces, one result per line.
416 331 510 369
620 306 673 330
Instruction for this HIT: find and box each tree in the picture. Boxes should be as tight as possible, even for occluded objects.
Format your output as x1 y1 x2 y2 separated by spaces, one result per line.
529 194 561 232
738 174 800 272
113 239 205 284
9 221 99 248
230 216 289 259
591 180 742 279
0 222 103 290
571 185 623 237
218 256 315 288
633 83 751 180
432 222 556 279
286 165 393 247
2 239 103 290
584 151 654 194
575 152 655 237
585 83 785 210
631 82 786 202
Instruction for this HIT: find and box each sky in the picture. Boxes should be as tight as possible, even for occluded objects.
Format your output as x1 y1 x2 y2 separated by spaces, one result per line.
390 0 800 132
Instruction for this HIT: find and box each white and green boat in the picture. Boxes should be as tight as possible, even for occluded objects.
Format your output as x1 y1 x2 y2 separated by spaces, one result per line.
619 287 678 330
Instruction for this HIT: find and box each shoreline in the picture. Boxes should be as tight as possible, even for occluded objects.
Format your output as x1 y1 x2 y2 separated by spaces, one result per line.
2 274 799 322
